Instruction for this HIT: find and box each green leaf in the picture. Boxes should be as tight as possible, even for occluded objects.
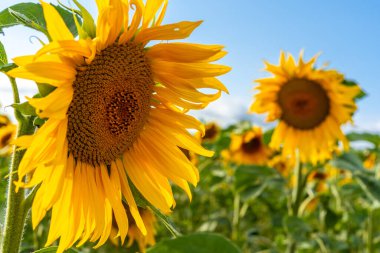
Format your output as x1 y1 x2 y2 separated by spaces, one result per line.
0 3 79 38
356 173 380 204
330 152 364 173
0 41 8 65
33 246 79 253
54 4 79 37
346 132 380 146
284 216 311 242
12 102 37 116
234 165 276 192
1 3 48 36
147 233 241 253
240 182 268 201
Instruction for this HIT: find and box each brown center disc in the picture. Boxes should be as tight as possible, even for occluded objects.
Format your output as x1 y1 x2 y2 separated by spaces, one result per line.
277 78 330 130
242 137 262 154
67 42 154 165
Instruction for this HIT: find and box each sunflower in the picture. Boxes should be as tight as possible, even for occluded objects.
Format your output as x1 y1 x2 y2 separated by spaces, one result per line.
304 166 351 213
7 0 229 252
268 154 294 178
126 208 156 253
250 51 361 164
110 207 156 253
222 126 270 165
363 152 377 170
196 122 220 142
0 115 16 156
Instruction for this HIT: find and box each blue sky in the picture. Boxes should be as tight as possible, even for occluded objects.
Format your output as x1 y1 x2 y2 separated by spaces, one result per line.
0 0 379 131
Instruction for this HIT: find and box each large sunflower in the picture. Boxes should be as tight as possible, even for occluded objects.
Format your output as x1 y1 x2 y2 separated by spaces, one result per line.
250 51 360 164
8 0 229 252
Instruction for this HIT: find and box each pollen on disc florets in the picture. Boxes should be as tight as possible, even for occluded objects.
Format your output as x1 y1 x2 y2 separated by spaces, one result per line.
277 78 330 130
67 42 154 165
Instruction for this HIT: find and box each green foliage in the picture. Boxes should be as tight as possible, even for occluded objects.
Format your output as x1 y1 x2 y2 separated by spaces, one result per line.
32 246 79 253
347 132 380 147
72 0 96 39
0 41 8 65
0 3 80 39
147 233 241 253
12 102 37 117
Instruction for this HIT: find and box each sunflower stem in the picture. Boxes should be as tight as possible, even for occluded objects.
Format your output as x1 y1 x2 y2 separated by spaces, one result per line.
1 78 35 253
9 77 23 121
286 152 304 253
367 207 375 253
231 193 240 241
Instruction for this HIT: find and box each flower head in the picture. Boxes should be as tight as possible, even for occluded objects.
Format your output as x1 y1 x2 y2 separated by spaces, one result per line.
222 126 270 165
8 0 229 252
250 51 361 164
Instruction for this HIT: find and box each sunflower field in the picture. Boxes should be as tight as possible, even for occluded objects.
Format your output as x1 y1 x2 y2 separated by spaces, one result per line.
0 1 379 253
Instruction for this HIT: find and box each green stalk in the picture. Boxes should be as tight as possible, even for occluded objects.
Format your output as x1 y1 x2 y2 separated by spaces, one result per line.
286 152 304 253
231 193 240 241
1 77 35 253
367 208 374 253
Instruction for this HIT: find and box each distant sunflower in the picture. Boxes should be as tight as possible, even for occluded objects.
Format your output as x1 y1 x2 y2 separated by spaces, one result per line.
268 154 294 178
110 207 156 253
250 51 361 163
197 122 220 142
0 115 16 156
126 208 156 253
304 166 351 212
363 153 377 169
8 0 229 252
222 126 270 165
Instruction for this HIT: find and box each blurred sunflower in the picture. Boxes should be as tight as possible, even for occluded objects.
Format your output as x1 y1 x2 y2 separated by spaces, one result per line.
8 0 229 252
110 207 156 253
196 122 220 142
126 208 156 252
222 126 271 165
250 51 361 164
0 115 16 156
304 166 351 213
363 152 377 169
268 154 294 178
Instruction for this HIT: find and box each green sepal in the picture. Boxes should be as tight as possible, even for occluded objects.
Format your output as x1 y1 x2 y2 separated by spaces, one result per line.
342 79 367 101
11 101 37 117
72 0 96 39
33 117 46 127
0 63 16 73
37 83 56 97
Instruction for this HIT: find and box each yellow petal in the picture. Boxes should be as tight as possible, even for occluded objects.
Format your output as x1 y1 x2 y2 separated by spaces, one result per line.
135 21 202 43
8 62 76 86
147 43 224 63
152 60 231 79
40 1 74 41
